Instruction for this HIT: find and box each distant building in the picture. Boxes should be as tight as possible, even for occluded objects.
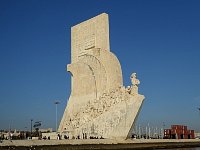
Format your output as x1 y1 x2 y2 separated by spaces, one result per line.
0 130 21 140
164 125 194 139
194 132 200 139
38 128 53 133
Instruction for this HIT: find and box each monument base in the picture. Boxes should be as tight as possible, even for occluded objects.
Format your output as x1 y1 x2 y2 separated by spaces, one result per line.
60 86 144 140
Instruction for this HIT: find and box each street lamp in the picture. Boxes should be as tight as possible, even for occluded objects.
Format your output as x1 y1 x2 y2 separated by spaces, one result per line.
54 101 60 132
162 122 165 138
31 119 33 137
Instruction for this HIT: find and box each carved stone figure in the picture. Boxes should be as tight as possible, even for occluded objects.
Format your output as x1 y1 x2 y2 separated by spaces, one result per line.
130 73 140 95
58 13 145 139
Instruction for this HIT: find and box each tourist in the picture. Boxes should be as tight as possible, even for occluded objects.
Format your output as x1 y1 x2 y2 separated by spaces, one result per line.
57 134 61 140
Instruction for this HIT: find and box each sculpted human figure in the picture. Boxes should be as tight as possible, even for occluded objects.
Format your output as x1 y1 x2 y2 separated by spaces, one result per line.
126 86 131 94
130 73 140 95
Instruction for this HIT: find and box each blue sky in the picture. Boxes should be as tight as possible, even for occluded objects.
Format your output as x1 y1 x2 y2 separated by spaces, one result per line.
0 0 200 132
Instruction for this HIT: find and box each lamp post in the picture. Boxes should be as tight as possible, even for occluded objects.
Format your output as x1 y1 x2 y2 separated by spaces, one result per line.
54 101 60 132
31 119 33 137
9 123 11 140
24 127 27 139
162 122 165 139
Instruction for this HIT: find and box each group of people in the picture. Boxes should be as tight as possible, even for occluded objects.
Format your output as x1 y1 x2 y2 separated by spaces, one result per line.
42 136 50 140
57 134 69 140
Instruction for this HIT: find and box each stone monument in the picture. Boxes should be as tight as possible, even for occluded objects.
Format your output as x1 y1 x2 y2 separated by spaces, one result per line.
58 13 145 139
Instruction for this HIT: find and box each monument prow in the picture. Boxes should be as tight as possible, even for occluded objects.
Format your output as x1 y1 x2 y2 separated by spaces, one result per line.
59 13 145 139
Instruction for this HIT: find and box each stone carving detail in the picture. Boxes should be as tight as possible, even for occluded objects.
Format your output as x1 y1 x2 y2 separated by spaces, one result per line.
63 86 130 131
130 73 140 95
59 13 145 139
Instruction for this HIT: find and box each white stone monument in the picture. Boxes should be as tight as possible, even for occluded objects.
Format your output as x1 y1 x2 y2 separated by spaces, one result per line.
58 13 145 139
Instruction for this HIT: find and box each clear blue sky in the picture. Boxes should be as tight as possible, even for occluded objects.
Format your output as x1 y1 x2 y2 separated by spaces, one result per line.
0 0 200 132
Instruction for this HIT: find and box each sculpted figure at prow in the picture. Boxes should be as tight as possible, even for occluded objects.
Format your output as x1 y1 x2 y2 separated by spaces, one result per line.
130 73 140 95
